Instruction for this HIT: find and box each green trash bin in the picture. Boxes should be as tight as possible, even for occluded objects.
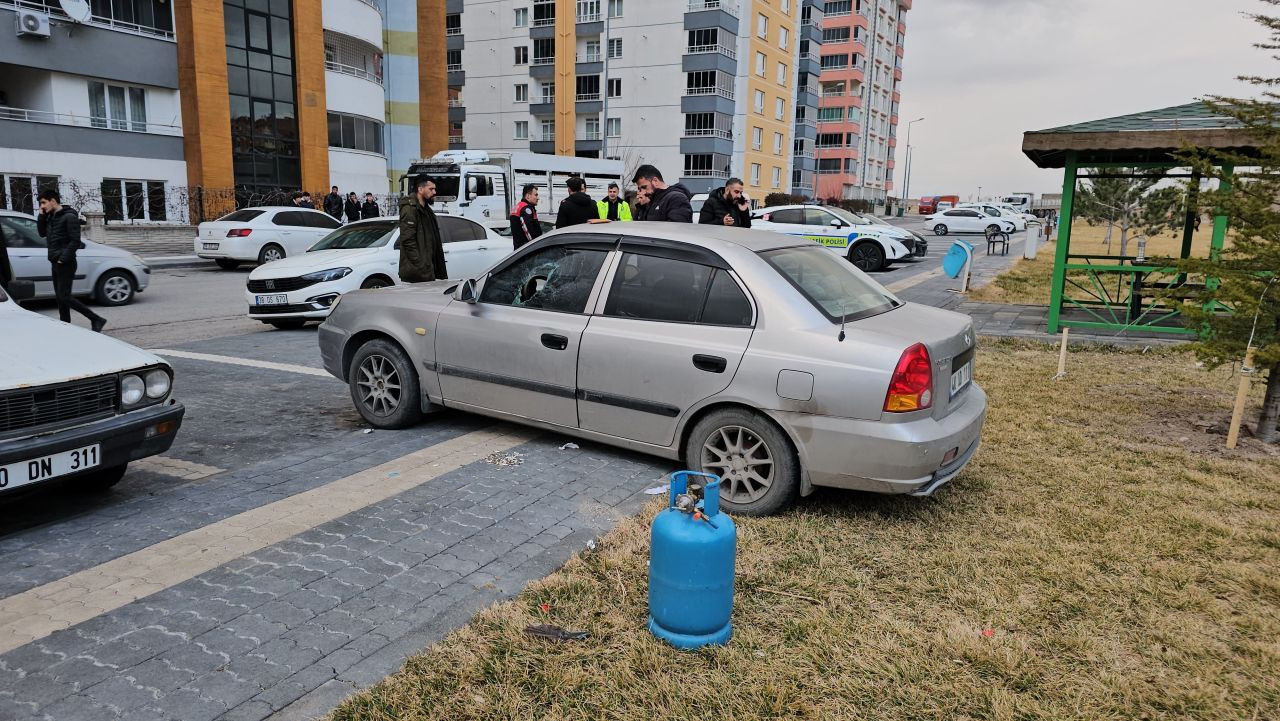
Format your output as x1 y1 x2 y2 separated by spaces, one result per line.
896 207 904 217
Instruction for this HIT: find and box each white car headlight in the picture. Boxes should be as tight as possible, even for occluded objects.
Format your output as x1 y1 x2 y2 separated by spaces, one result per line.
121 374 146 406
301 267 353 283
145 368 171 398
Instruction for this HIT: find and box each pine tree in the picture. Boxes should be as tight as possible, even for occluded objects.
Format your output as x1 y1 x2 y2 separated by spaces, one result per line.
1176 2 1280 443
1075 170 1183 257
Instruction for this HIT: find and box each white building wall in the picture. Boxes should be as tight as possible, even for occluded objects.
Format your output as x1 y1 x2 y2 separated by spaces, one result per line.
459 0 532 154
602 2 684 175
328 149 390 195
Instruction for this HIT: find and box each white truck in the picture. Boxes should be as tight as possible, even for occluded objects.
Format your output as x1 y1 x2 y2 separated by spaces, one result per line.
401 150 624 224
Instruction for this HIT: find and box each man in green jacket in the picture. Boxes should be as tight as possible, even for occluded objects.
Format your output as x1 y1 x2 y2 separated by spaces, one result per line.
596 182 632 222
398 176 448 282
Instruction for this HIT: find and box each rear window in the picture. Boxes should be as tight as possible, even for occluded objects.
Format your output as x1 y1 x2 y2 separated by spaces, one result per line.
217 209 264 222
761 245 898 322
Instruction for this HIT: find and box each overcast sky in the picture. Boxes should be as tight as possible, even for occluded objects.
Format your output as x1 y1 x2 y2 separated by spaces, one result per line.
894 0 1274 200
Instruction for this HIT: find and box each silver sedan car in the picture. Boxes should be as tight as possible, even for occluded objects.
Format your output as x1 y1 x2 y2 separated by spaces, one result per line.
317 223 987 515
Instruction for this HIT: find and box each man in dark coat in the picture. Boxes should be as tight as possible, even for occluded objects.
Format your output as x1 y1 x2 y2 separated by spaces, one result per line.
555 176 597 228
361 193 379 219
344 192 361 223
631 165 692 222
324 186 343 219
698 177 752 228
37 189 106 331
0 220 12 292
509 184 543 250
398 176 447 282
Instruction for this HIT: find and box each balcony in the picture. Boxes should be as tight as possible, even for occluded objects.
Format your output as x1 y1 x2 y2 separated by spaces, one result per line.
532 57 556 65
448 98 463 107
578 52 602 63
449 136 466 145
682 169 729 178
575 92 601 101
445 27 461 36
687 0 738 16
325 60 382 86
577 11 601 22
582 130 602 140
683 86 735 100
446 63 463 72
686 43 737 59
533 17 556 26
682 128 732 139
3 0 176 39
0 105 181 136
795 117 817 128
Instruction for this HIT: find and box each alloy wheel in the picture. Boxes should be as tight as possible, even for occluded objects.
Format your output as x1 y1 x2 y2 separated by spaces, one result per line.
102 275 132 303
262 247 283 262
700 425 775 504
355 354 402 417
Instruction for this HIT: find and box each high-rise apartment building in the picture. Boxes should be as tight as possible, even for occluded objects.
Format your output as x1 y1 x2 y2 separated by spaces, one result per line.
813 0 907 202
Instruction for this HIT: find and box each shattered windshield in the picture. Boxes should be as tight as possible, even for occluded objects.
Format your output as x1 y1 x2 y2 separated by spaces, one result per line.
478 246 609 314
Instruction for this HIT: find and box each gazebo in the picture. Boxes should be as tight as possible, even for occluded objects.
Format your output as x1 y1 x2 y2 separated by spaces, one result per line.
1022 102 1260 335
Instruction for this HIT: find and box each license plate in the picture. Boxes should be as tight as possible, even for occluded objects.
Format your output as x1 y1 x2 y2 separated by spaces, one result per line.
255 294 289 305
950 361 973 398
0 444 100 492
202 242 219 250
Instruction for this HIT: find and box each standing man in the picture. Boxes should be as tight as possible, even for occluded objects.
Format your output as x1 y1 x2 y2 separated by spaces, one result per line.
510 184 543 249
344 192 361 224
37 189 106 332
299 192 315 209
324 186 343 220
631 188 651 221
0 218 12 292
361 193 380 219
555 176 597 228
631 165 692 222
398 176 447 282
596 182 632 222
699 177 751 228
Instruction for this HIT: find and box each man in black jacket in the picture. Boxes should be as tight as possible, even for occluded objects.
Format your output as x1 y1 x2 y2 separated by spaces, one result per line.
698 177 752 228
555 177 597 228
344 192 361 223
0 220 12 291
631 165 692 222
37 189 106 331
324 186 343 220
361 193 379 219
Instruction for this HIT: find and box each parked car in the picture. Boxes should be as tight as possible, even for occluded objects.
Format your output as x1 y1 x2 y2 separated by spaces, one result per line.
749 204 926 272
924 208 1017 236
245 214 512 329
1 210 150 306
0 282 184 496
317 222 986 516
195 207 343 269
957 203 1028 231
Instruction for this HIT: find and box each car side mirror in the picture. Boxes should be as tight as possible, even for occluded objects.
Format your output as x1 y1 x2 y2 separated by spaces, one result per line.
454 278 478 304
830 220 843 228
466 177 478 201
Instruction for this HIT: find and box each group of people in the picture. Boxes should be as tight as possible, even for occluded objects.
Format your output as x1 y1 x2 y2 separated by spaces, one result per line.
505 165 755 249
289 187 382 223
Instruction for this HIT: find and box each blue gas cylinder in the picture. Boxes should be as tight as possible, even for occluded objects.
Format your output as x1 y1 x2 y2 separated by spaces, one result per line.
648 471 737 649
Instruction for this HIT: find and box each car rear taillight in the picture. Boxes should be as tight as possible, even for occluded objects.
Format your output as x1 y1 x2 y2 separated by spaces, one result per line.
884 343 933 413
226 228 252 237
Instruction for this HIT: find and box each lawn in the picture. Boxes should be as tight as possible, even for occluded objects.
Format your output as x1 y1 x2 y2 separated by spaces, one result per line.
330 340 1280 721
970 222 1225 306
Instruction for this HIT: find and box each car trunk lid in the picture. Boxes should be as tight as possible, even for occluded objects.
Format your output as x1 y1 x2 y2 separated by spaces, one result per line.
852 303 976 420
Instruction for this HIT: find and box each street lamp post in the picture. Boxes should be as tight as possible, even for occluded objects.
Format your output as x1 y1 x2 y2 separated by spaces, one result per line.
902 117 925 209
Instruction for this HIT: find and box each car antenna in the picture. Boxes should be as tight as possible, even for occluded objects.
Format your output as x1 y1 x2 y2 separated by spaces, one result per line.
838 302 847 342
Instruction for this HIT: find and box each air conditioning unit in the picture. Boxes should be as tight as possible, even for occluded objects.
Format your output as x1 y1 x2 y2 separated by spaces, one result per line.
16 9 51 37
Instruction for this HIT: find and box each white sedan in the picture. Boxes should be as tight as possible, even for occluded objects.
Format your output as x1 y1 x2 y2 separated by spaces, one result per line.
924 208 1017 237
749 204 926 272
2 210 150 306
957 203 1027 231
245 215 512 328
195 207 343 269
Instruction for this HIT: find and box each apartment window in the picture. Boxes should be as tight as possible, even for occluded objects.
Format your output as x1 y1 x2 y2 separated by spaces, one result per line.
824 0 851 15
515 46 529 64
816 107 841 122
751 126 762 150
823 26 850 43
771 167 781 188
585 117 600 139
684 154 715 176
514 8 528 26
608 38 622 58
816 132 843 148
750 163 761 186
777 62 787 85
541 82 556 103
576 75 601 100
820 54 848 70
753 90 764 113
756 14 767 39
608 78 621 98
515 83 528 102
755 52 766 76
608 0 623 17
773 132 783 154
775 97 785 120
533 38 555 63
0 174 57 215
607 117 621 137
817 158 841 173
782 0 791 12
689 28 720 50
533 0 555 25
848 106 862 124
446 49 462 70
100 179 167 222
515 120 529 140
88 82 147 132
327 112 385 154
779 27 789 50
445 14 461 35
224 0 299 195
584 40 601 62
541 119 555 139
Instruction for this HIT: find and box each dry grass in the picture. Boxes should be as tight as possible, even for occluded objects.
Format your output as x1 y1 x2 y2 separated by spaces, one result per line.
330 341 1280 721
970 223 1227 306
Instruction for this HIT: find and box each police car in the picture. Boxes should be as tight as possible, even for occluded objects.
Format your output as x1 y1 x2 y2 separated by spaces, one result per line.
749 204 927 272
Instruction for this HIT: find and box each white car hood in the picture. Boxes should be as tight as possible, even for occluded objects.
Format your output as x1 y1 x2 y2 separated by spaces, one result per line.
0 302 165 388
249 247 385 279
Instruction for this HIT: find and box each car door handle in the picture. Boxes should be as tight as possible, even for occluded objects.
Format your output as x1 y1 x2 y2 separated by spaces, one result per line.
541 333 569 350
692 354 727 373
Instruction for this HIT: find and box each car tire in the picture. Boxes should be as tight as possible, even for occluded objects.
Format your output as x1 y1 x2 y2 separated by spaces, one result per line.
361 275 393 289
848 241 886 272
349 338 423 429
933 224 948 236
75 463 127 492
258 244 285 264
267 320 307 330
215 259 241 270
94 270 135 306
682 408 799 517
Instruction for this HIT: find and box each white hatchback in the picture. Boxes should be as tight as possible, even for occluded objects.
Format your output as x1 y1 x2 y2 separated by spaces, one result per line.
924 208 1017 237
245 215 512 328
195 207 343 269
749 204 926 272
2 210 151 306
